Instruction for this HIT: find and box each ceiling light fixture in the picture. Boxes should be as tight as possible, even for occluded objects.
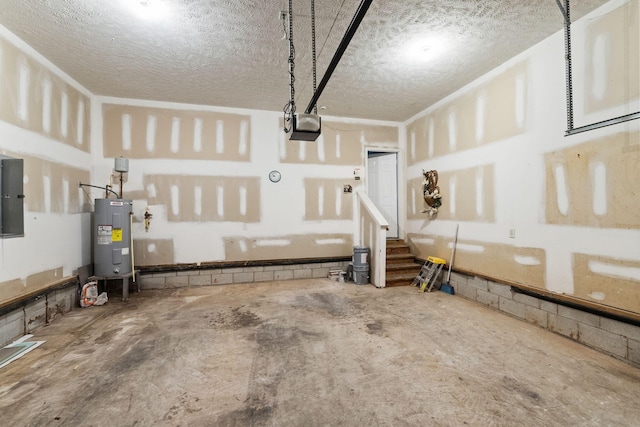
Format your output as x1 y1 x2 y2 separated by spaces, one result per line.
403 36 448 63
121 0 170 21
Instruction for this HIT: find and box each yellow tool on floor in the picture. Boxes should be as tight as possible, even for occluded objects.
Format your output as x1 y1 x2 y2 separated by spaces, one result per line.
412 256 447 293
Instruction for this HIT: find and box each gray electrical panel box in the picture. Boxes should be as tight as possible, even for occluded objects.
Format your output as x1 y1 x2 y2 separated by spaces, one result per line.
0 155 25 238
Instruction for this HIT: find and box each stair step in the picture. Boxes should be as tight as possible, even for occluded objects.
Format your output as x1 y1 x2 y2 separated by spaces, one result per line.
383 240 421 286
386 253 415 264
386 262 422 275
385 272 418 287
386 243 411 255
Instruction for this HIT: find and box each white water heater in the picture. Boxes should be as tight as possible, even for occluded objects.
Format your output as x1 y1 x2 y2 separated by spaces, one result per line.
93 198 133 277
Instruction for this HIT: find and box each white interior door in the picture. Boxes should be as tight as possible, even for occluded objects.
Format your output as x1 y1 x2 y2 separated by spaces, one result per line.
367 152 398 238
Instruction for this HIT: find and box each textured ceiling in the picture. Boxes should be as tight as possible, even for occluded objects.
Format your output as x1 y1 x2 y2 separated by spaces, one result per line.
0 0 610 122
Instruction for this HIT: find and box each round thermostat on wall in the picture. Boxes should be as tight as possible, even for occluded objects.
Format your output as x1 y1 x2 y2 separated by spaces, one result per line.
268 170 281 183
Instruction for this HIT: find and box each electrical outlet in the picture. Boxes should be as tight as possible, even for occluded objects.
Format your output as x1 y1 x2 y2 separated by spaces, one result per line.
509 228 516 239
279 11 287 20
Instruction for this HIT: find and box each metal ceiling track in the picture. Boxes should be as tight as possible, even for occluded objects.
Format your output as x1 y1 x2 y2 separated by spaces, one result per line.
304 0 373 114
556 0 639 136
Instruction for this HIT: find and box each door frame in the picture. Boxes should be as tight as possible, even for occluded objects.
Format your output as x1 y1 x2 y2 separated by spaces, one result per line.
364 147 403 240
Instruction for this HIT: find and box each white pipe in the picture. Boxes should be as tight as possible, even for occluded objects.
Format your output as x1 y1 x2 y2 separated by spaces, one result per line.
130 211 135 283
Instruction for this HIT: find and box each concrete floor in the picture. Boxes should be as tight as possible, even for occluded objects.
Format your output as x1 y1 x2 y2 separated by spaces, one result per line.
2 279 640 426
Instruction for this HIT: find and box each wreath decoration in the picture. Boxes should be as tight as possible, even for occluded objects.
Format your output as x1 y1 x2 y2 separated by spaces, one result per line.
422 169 442 218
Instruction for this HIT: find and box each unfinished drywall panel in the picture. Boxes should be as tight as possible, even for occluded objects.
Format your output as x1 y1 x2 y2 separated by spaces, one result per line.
405 0 640 316
304 178 353 221
0 35 91 151
0 26 92 307
408 233 546 289
425 91 478 159
545 131 640 228
0 278 23 304
14 153 90 214
132 239 175 266
405 166 495 222
406 176 428 220
431 108 451 159
0 267 64 306
280 120 398 165
0 195 97 301
143 174 260 223
25 267 64 289
437 165 495 222
573 253 640 313
97 100 395 267
224 233 352 261
481 61 528 144
351 123 398 145
406 61 527 164
452 92 477 152
585 0 640 114
103 104 251 161
406 115 430 165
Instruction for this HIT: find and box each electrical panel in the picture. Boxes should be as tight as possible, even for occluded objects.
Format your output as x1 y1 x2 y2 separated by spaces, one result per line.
0 155 25 238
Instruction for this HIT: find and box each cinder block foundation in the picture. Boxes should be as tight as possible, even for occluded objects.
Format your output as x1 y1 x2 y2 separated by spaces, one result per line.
0 281 77 347
450 271 640 367
139 261 351 290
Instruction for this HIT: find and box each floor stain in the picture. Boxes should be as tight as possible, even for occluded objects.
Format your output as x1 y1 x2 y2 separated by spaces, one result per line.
502 376 541 401
163 391 202 421
294 292 361 317
219 323 321 426
216 400 275 427
161 310 178 321
95 328 120 344
5 282 640 426
77 334 171 413
366 320 385 336
210 306 262 329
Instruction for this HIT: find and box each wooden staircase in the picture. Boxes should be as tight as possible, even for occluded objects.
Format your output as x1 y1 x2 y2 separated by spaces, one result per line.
385 239 422 287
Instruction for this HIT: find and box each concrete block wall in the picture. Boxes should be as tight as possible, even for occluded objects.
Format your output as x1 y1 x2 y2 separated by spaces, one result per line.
0 283 76 347
139 261 351 290
448 272 640 367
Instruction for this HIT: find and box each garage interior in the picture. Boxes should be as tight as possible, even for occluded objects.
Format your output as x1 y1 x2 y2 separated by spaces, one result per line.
0 0 639 425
